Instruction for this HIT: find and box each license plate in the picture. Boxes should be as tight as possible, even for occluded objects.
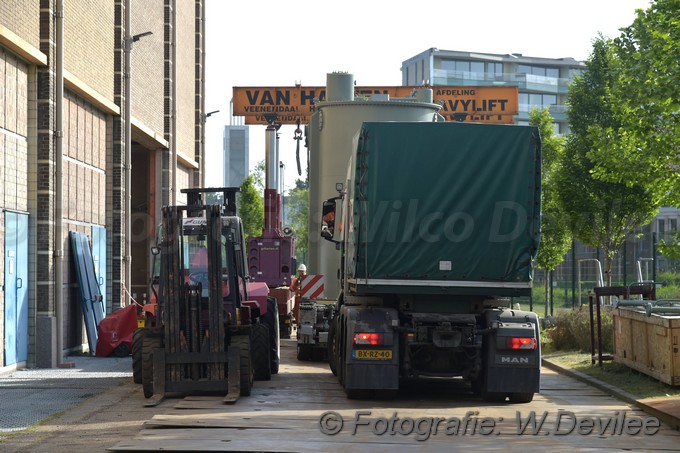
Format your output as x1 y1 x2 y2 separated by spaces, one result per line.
353 349 392 360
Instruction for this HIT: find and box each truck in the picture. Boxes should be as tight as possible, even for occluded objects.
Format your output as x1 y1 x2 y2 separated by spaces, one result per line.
132 188 279 404
315 115 542 402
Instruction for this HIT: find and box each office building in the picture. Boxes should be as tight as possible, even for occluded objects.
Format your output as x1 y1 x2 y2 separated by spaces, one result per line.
401 48 585 134
223 125 249 188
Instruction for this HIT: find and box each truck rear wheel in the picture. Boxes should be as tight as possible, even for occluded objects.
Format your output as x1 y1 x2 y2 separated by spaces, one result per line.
252 323 271 381
509 392 534 404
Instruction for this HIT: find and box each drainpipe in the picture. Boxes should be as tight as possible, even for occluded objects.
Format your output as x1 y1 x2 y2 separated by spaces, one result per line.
200 2 206 189
124 0 132 304
171 0 177 205
55 0 65 365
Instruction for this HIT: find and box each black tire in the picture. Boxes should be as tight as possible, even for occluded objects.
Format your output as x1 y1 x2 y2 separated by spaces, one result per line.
231 335 253 396
252 323 271 381
345 389 371 399
481 390 507 403
509 392 534 404
297 343 312 361
113 342 130 357
142 334 162 399
132 328 145 384
263 297 280 374
327 317 338 376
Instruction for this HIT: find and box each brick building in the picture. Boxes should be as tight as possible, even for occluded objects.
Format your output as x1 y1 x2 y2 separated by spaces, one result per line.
0 0 205 369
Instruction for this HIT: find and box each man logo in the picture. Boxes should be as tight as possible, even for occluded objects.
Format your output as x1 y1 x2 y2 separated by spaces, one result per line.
500 356 530 364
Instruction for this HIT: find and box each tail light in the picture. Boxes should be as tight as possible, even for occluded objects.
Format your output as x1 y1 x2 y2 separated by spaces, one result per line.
507 337 537 350
354 333 384 345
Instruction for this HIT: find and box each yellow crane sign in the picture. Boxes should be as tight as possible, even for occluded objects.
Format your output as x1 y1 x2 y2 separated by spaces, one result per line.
232 85 518 125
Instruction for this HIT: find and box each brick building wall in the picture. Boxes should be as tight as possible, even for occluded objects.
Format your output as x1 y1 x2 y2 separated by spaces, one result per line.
63 0 115 100
176 0 196 158
0 1 41 50
131 0 165 136
0 47 30 367
1 0 204 367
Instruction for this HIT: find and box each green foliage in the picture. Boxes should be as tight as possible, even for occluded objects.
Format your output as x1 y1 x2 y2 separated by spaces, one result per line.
658 233 680 260
238 175 263 240
657 271 680 287
252 160 265 193
606 0 680 206
529 107 571 272
544 308 613 353
557 36 660 285
287 179 309 264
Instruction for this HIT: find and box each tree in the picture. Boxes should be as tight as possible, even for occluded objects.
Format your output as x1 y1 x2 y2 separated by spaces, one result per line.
612 0 680 260
252 160 265 193
238 175 264 240
557 37 660 285
529 107 571 315
591 0 680 207
286 179 309 265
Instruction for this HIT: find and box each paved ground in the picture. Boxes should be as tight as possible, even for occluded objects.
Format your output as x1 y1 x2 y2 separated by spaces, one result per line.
0 354 179 452
0 348 678 452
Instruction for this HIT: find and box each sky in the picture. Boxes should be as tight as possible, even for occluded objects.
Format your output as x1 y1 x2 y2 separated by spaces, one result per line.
203 0 652 190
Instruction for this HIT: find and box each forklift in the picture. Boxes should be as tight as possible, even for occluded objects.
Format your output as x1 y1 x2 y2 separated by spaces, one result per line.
133 188 277 405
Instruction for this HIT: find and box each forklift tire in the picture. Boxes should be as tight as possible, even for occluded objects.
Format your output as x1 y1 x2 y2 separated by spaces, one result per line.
142 334 162 399
132 328 145 384
231 335 253 396
252 323 272 381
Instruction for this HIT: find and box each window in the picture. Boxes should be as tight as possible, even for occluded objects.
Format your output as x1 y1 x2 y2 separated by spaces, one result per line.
441 59 455 70
455 60 470 72
470 61 484 77
518 65 559 79
489 62 503 75
529 93 542 107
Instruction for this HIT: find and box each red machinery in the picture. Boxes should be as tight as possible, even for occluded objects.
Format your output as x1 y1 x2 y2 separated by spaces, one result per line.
247 117 297 338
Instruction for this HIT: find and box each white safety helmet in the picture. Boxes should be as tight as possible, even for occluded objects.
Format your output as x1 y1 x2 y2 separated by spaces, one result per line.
297 264 307 273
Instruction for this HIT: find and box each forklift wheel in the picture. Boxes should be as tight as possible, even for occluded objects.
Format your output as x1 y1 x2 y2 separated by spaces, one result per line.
132 328 146 384
252 324 271 381
231 335 253 396
142 334 162 398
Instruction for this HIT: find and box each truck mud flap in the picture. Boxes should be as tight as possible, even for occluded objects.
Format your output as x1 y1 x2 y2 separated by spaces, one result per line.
483 309 541 395
342 306 399 391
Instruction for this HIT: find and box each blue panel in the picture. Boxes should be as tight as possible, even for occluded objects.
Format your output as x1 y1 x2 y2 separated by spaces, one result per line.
4 212 18 366
69 231 105 354
15 213 28 362
92 226 107 312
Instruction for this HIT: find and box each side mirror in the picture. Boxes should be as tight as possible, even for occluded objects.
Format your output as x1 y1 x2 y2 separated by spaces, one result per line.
151 246 161 255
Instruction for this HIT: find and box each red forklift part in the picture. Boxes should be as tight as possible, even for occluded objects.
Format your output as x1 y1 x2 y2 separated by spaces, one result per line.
96 304 137 357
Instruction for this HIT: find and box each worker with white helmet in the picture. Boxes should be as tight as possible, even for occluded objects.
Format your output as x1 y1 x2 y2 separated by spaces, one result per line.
291 264 307 326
